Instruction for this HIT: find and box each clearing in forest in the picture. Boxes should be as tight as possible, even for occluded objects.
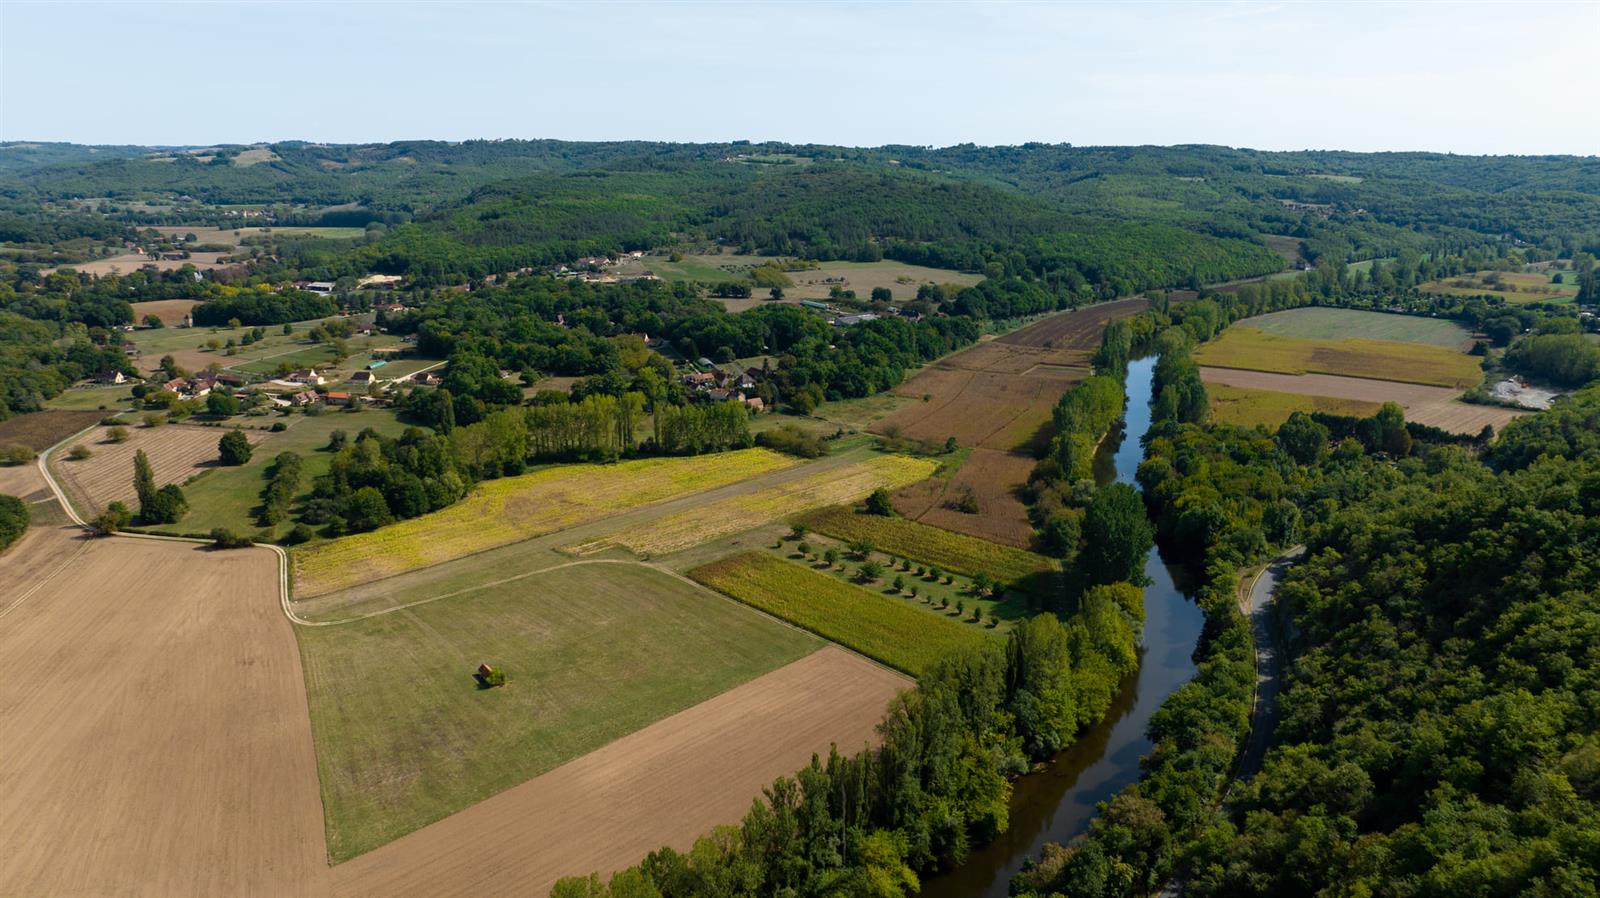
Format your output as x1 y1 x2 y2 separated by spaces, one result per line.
1192 328 1483 389
298 561 820 862
562 453 937 557
293 448 799 597
690 551 992 676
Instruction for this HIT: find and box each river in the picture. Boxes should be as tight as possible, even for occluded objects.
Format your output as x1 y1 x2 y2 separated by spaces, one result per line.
918 356 1205 898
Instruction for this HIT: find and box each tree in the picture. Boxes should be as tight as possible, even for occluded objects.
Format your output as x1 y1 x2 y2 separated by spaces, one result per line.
824 547 840 567
141 314 163 328
864 487 895 516
133 448 156 511
92 501 130 534
1082 483 1153 586
859 560 884 581
343 486 392 532
1275 412 1328 465
105 426 129 443
218 430 253 465
207 391 241 417
893 574 906 592
0 493 30 551
141 483 187 524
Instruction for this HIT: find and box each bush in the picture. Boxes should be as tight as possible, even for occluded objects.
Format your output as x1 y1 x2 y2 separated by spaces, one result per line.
858 560 884 581
270 421 288 432
0 443 35 465
210 527 254 549
92 501 132 534
756 423 829 458
105 426 130 443
218 430 253 466
141 483 187 525
67 444 92 460
864 487 895 516
142 413 163 427
282 523 316 545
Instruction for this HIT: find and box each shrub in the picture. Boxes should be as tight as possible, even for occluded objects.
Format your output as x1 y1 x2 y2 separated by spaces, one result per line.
105 426 130 444
282 523 316 545
789 522 809 539
858 560 884 581
797 541 812 557
0 443 35 465
92 501 132 534
210 527 254 549
893 574 906 592
270 421 288 432
823 548 839 567
756 423 828 458
142 413 163 427
67 444 92 460
864 487 895 516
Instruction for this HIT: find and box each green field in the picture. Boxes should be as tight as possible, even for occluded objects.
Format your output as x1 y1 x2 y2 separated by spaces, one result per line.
797 505 1054 587
1207 383 1384 429
41 383 137 412
298 561 819 862
690 551 992 675
173 408 411 539
1237 307 1473 349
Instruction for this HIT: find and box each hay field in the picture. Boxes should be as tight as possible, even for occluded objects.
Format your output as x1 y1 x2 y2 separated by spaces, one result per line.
293 449 800 596
46 251 230 277
691 551 992 676
798 504 1053 585
299 561 820 862
1236 307 1473 350
1192 328 1483 389
565 454 937 557
328 647 905 898
0 536 328 898
131 298 203 325
609 253 980 302
53 423 272 515
1199 367 1528 435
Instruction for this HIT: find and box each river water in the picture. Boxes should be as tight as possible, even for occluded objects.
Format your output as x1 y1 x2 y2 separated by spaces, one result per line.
918 356 1204 898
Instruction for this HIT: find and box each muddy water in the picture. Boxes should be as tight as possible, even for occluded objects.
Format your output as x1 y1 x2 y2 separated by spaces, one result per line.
918 357 1203 898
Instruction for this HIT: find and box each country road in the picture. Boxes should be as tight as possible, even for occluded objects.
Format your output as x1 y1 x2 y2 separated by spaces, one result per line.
1235 546 1304 783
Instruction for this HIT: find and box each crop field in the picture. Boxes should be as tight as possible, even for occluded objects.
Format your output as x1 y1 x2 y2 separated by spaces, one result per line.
1192 328 1483 389
174 408 411 540
0 535 327 897
293 448 800 596
130 297 203 325
892 447 1040 548
0 409 103 452
1199 367 1529 434
43 250 230 277
798 504 1054 586
53 423 272 515
564 453 937 557
690 551 991 675
328 647 906 898
1207 383 1384 428
1420 269 1579 304
1236 307 1474 350
298 562 820 862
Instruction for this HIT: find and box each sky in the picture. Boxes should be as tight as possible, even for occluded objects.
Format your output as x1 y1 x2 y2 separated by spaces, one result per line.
2 0 1597 155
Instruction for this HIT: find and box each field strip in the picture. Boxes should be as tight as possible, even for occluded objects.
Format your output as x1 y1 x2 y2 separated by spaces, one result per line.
329 647 908 898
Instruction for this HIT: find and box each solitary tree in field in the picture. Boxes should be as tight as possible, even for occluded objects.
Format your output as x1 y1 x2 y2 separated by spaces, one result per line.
218 430 252 466
823 548 839 568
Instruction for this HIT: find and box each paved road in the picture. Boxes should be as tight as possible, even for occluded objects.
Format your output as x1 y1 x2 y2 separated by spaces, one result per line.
1235 546 1304 783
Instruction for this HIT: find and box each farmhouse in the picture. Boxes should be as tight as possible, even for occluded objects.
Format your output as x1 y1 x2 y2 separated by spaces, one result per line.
413 371 442 386
288 368 325 385
290 391 320 407
96 370 128 385
348 371 375 385
682 371 717 389
325 391 355 407
744 396 766 413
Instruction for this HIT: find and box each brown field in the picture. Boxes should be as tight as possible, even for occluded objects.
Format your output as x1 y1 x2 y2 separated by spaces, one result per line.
45 251 231 277
53 423 272 514
1193 328 1482 389
1199 367 1529 435
0 409 104 452
893 447 1039 548
0 534 329 898
0 460 49 502
869 299 1146 548
329 647 907 898
131 298 202 325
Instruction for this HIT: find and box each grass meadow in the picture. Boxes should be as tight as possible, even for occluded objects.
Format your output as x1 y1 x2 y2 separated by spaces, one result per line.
1235 307 1473 349
1206 383 1384 429
690 551 991 676
298 561 819 862
797 505 1054 587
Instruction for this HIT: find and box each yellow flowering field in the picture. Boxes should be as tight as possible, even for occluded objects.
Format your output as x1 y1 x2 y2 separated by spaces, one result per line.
293 448 798 596
567 454 938 557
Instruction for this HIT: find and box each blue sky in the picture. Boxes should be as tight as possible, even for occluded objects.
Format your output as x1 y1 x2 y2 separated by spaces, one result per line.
3 0 1595 154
